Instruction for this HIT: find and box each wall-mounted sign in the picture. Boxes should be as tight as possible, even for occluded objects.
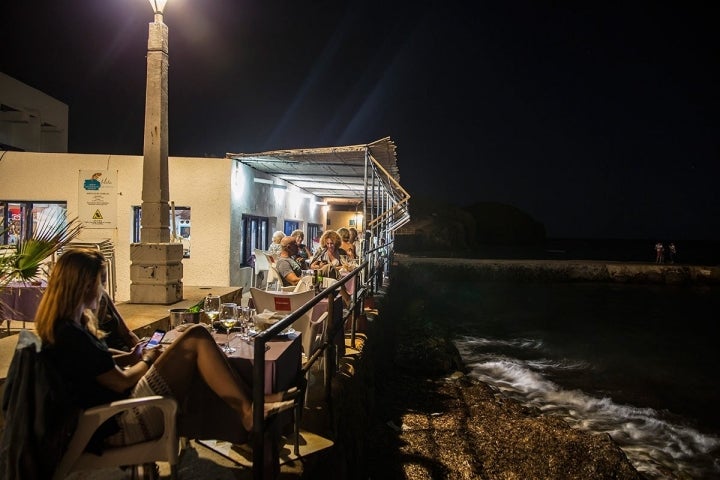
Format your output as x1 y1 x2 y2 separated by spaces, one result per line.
79 170 117 228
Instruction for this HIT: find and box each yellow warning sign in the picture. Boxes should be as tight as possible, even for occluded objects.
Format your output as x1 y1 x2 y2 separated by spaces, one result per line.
92 210 104 220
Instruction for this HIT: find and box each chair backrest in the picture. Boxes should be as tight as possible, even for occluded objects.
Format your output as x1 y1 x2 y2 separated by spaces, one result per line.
250 287 315 315
294 275 313 293
266 264 282 289
249 288 317 353
253 249 270 271
306 311 329 358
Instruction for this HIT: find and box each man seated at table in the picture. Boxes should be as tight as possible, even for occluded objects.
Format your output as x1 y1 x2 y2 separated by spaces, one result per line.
275 236 303 287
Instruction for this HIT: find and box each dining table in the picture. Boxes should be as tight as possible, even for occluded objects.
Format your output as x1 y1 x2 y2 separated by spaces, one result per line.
164 326 302 444
0 281 45 332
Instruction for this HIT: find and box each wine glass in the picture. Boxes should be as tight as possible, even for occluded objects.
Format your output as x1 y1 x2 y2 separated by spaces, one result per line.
203 294 221 332
245 307 257 337
219 302 238 353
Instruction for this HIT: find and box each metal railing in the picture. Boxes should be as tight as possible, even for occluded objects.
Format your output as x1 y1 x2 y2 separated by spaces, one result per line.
247 259 370 479
248 244 392 479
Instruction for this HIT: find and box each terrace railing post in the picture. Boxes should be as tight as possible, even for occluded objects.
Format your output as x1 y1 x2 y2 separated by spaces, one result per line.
324 290 337 402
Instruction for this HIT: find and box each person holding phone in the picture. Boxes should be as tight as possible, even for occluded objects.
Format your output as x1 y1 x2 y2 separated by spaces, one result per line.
35 248 295 450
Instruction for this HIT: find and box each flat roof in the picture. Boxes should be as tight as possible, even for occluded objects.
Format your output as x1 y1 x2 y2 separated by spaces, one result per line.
227 136 405 207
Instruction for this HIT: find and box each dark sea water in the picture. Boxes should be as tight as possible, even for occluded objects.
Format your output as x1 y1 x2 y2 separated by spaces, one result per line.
437 281 720 479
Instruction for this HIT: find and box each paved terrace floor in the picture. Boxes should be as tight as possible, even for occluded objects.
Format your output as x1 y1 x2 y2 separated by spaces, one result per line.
0 285 374 479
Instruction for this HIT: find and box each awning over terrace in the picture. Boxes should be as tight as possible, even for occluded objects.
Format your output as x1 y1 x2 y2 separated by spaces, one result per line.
227 136 411 235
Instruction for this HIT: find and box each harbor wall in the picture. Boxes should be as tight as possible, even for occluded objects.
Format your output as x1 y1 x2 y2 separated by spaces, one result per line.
394 256 720 285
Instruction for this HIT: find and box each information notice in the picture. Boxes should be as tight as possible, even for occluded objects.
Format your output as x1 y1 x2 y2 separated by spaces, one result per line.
78 170 117 228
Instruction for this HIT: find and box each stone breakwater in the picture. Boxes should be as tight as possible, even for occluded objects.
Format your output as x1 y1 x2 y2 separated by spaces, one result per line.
395 255 720 285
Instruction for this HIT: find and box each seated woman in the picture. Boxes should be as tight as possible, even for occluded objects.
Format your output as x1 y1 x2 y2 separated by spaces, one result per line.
310 230 346 277
309 231 352 305
290 229 312 268
35 248 294 449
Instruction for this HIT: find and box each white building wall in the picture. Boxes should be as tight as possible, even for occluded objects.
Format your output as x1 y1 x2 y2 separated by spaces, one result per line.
0 151 325 302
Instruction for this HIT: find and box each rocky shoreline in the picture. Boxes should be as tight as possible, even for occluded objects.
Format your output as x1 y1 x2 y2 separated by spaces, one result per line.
357 328 645 480
323 258 652 480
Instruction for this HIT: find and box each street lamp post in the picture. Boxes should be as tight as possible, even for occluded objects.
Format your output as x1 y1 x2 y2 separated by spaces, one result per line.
129 0 184 304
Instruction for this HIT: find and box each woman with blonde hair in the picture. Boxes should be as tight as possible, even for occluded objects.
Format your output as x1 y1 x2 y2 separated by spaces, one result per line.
267 230 285 258
310 230 344 270
36 248 294 449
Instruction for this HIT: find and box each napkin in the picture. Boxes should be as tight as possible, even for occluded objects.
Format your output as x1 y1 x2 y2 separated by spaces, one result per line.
253 310 286 331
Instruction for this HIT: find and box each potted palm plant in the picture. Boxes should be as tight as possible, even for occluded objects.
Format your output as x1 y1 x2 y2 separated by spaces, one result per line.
1 211 83 292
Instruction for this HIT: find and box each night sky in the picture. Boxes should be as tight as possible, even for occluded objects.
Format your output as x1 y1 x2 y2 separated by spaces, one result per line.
2 1 718 240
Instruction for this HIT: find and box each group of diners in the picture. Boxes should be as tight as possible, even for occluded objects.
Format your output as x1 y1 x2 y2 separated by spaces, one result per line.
269 228 360 289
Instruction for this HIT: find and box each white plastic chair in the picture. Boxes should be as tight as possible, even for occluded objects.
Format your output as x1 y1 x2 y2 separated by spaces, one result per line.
249 288 317 356
252 248 271 288
265 260 282 291
53 396 179 480
293 275 313 293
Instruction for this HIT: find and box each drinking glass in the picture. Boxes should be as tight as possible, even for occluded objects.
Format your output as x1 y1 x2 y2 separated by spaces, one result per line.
203 294 221 332
219 302 238 354
246 308 257 337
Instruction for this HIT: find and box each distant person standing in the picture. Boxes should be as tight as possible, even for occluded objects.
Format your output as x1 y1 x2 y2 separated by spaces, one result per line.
668 242 677 264
655 242 665 264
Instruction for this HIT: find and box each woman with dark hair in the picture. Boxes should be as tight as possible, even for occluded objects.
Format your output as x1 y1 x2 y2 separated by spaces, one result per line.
35 248 294 448
290 229 312 267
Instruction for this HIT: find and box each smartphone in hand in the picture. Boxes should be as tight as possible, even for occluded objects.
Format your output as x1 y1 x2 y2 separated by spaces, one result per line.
145 329 166 349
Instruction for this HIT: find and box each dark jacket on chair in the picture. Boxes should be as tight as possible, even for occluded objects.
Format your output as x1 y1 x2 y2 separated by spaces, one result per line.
0 330 80 479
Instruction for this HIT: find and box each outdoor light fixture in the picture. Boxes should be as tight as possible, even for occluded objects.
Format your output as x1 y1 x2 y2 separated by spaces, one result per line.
253 178 273 185
147 0 168 14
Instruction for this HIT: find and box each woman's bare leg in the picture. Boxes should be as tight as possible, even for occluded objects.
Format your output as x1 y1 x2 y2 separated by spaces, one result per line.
152 325 290 430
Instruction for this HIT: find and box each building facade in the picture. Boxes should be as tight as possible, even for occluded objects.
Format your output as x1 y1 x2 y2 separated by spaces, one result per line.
0 151 325 301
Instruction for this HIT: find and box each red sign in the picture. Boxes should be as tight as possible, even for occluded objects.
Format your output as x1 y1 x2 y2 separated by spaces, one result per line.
273 296 292 311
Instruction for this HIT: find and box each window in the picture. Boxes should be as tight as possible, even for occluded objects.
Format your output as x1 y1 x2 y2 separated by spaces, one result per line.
283 220 299 235
241 214 269 266
307 223 323 252
1 201 68 245
132 206 192 258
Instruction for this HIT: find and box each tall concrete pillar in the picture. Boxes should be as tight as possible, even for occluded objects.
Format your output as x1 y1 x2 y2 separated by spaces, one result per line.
130 12 183 304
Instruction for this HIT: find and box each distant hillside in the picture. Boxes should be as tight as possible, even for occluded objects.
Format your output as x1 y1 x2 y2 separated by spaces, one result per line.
395 197 545 253
464 202 546 245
